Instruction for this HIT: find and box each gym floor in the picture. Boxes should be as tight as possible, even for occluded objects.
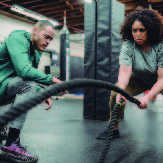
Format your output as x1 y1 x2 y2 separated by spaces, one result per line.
1 94 163 163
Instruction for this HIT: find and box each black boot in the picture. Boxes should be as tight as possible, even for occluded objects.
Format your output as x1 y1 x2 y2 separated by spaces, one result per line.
0 127 8 140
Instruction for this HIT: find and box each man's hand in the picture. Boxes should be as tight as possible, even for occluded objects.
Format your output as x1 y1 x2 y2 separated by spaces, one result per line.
59 90 68 96
43 98 52 110
52 77 68 95
52 77 62 84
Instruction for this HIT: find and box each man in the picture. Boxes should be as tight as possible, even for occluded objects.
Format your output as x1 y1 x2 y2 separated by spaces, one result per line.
0 20 66 162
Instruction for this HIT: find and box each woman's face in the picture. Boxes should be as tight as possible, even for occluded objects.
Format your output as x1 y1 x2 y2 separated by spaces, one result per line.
132 20 148 45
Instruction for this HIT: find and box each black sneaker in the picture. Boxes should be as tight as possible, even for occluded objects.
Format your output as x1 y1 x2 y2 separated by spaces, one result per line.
0 138 38 163
0 127 7 141
96 129 120 140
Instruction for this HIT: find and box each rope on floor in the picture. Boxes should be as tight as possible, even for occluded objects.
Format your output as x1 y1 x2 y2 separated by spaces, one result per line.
0 79 141 163
98 98 125 163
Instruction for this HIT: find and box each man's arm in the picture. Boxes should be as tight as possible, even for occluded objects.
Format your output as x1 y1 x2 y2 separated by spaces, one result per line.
37 77 62 88
6 32 53 85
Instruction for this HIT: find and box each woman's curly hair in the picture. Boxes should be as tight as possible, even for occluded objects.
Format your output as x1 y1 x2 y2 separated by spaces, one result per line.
120 9 163 45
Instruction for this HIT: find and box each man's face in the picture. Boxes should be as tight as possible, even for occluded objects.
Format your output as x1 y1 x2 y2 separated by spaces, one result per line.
33 25 55 51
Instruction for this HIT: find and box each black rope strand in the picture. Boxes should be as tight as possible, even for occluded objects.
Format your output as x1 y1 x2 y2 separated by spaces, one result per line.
0 79 141 163
98 98 125 163
0 79 141 127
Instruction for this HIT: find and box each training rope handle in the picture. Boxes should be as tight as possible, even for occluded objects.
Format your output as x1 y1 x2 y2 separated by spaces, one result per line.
0 79 141 163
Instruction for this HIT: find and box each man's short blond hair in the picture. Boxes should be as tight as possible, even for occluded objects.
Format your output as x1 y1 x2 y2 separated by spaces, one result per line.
35 20 55 31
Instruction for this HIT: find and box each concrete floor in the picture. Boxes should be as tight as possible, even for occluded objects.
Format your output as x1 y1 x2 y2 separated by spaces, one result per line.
1 94 163 163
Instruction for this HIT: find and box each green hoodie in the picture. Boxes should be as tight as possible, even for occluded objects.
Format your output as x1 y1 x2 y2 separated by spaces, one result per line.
0 30 53 105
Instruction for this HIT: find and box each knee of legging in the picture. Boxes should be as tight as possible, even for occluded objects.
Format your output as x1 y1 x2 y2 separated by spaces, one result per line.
110 91 117 100
26 81 37 87
25 81 38 91
18 81 38 95
109 91 126 109
109 91 117 108
9 77 24 85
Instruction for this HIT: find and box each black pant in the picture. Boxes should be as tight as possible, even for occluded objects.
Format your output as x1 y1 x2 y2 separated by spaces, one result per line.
2 76 38 131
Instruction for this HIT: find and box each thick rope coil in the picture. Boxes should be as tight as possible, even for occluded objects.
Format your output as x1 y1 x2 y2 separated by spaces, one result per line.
0 79 141 162
98 98 125 163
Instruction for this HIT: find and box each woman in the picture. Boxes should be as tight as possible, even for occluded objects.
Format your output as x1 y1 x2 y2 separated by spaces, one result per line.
97 9 163 139
135 4 157 102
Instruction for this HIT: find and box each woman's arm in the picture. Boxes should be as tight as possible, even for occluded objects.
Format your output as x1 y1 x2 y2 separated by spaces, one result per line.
146 67 163 100
115 65 132 103
117 65 132 90
118 41 133 89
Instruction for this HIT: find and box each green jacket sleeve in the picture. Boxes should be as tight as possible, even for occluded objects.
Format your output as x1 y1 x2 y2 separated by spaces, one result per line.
6 32 53 86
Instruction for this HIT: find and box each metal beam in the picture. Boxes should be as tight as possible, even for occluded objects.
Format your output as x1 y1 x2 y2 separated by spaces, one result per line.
36 3 83 12
1 0 12 2
64 18 84 23
150 0 163 3
22 0 45 5
49 10 81 17
29 1 61 9
117 0 137 4
65 0 74 10
69 23 83 27
56 14 83 20
43 6 83 15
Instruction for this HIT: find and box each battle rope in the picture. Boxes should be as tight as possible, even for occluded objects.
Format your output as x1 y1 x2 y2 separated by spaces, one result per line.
0 79 141 162
98 98 126 163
